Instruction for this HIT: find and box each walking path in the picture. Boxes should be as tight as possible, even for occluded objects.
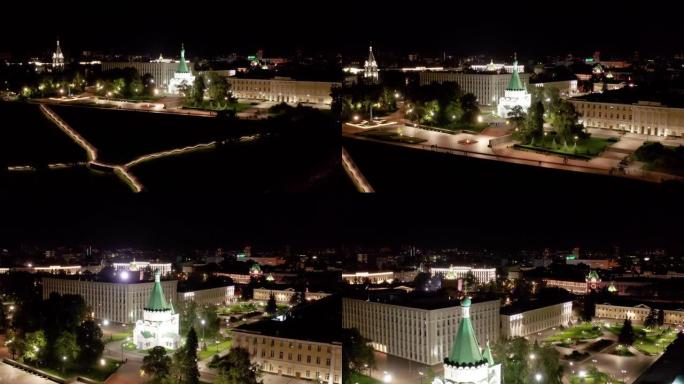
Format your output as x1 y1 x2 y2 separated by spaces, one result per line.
341 146 374 193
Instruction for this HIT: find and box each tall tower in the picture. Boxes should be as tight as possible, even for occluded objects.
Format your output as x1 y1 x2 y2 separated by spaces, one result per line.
364 45 379 83
52 39 64 69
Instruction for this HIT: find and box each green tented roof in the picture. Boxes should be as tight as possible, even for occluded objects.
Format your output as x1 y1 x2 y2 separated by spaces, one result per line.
146 271 171 311
177 44 190 73
448 298 484 365
506 60 525 91
482 341 495 365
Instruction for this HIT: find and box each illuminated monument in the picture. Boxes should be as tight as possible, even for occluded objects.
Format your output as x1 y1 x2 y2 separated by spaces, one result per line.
497 53 531 118
364 45 379 84
168 44 195 95
133 270 180 350
436 297 501 384
52 39 64 69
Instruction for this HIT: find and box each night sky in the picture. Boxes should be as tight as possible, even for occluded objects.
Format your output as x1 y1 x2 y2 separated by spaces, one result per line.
4 1 683 58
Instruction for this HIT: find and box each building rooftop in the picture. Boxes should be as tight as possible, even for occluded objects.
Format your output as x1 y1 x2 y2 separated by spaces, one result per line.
500 297 572 315
345 289 497 310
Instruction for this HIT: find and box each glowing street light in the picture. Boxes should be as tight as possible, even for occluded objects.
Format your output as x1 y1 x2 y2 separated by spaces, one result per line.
353 115 360 122
103 319 109 326
100 358 106 366
535 373 542 382
477 115 484 123
120 271 129 281
578 370 586 378
382 371 392 383
529 353 536 360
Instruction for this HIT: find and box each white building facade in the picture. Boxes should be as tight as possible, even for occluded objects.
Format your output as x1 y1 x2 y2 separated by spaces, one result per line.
177 285 235 307
430 267 497 284
232 331 342 384
570 99 684 137
500 301 573 339
595 303 684 325
112 261 173 276
252 288 330 304
42 277 177 324
419 71 530 106
342 297 500 365
226 77 340 106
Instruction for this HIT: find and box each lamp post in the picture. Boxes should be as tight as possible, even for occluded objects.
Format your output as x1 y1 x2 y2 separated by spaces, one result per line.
535 372 543 383
574 135 578 150
62 355 67 374
201 319 206 349
418 371 424 384
122 337 129 363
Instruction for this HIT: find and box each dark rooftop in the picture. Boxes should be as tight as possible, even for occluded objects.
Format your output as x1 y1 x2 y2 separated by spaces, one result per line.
572 87 684 108
500 297 572 316
344 288 498 310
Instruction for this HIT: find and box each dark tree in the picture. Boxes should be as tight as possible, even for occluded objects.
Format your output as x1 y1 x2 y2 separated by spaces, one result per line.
184 327 200 384
618 318 635 345
459 93 480 124
657 308 665 326
214 347 261 384
142 346 172 383
266 293 277 314
76 319 104 367
644 308 658 329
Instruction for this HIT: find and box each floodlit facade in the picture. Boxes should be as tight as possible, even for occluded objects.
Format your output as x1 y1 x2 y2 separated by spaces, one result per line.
595 303 684 325
42 277 177 324
112 260 173 276
419 71 530 106
341 271 394 284
133 271 180 349
232 330 342 384
442 297 501 384
430 267 497 284
226 77 340 106
570 98 684 137
52 40 64 69
168 44 195 94
342 297 500 365
500 301 573 338
252 288 330 304
497 55 531 117
177 285 236 307
102 61 184 91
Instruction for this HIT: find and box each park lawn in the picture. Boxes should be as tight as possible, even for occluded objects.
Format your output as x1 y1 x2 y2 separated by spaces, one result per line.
356 129 427 145
37 357 121 383
348 371 382 384
218 302 260 315
199 339 233 360
109 330 133 343
604 325 677 355
569 367 623 384
546 323 603 343
516 135 616 159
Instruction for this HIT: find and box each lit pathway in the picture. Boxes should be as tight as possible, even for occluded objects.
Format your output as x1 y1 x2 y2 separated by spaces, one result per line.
342 146 374 193
0 362 53 384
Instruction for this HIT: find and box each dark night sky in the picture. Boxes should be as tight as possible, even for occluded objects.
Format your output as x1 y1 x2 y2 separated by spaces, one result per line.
3 1 683 58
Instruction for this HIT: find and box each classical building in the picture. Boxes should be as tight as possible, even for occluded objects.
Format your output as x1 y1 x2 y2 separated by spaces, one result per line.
441 297 501 384
133 271 180 350
52 40 64 69
430 267 497 284
253 288 330 304
42 276 177 324
177 285 236 307
364 46 379 83
342 293 500 365
226 77 340 106
569 91 684 137
168 44 195 94
341 271 394 284
500 300 573 339
102 60 182 91
595 300 684 326
112 260 173 276
497 54 532 117
419 70 530 106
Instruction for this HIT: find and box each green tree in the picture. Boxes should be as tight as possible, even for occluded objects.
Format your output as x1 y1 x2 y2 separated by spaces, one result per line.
644 308 658 329
548 99 582 144
657 308 665 326
508 105 527 131
618 318 635 345
179 301 198 335
200 306 221 340
207 72 230 103
142 346 172 383
525 100 545 143
582 291 596 322
459 93 480 124
76 319 104 367
463 271 478 292
214 347 261 384
289 291 305 306
342 328 375 374
492 337 530 384
54 332 80 368
184 327 200 384
22 330 47 364
192 76 206 105
266 293 277 314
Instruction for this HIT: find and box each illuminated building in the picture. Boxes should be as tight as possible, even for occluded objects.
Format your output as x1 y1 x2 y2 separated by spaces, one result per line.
441 297 501 384
168 44 196 95
430 267 497 284
595 301 684 325
226 77 340 106
342 293 500 365
42 276 177 324
112 260 173 276
253 288 330 304
133 270 180 349
177 285 235 307
500 300 573 338
363 45 379 83
497 54 531 117
52 39 64 69
102 59 184 91
419 70 530 107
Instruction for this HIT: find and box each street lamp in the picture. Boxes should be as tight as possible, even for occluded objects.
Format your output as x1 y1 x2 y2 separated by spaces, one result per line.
529 353 536 361
62 355 67 374
535 373 543 382
382 371 392 383
122 336 130 362
574 135 578 150
103 319 109 326
201 319 206 349
418 371 424 384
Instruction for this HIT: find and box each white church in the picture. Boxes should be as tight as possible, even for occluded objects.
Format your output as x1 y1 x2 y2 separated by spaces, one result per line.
168 44 195 95
133 270 180 350
497 54 531 118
